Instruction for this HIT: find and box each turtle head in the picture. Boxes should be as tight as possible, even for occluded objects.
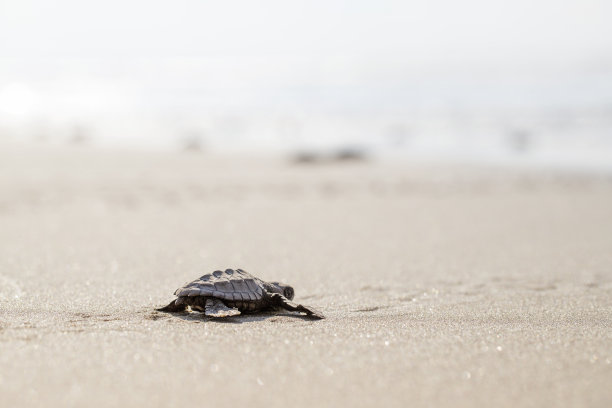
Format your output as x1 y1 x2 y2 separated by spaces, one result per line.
264 281 295 300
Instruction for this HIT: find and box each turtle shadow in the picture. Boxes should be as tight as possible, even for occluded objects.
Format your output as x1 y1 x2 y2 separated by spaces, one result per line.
161 311 318 324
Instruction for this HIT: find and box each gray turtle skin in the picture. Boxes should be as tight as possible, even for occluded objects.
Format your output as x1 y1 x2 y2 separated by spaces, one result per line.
158 268 324 319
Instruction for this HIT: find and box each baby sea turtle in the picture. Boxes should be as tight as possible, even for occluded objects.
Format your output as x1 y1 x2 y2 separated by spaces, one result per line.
158 268 324 319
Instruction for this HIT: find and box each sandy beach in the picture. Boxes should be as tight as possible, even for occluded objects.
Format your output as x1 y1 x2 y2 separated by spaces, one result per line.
0 145 611 408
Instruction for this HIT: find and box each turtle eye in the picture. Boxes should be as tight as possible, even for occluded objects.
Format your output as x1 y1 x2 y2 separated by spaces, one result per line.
284 287 294 300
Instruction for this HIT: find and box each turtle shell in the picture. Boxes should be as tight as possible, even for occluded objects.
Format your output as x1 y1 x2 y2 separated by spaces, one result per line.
174 268 264 302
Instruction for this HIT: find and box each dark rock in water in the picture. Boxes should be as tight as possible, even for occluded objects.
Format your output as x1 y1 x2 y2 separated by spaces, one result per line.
291 150 323 164
506 129 532 153
181 131 206 152
69 125 91 145
333 146 368 162
291 146 369 165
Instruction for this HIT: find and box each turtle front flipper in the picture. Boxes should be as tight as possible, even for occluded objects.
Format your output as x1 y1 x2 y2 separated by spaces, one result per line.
205 298 241 318
269 293 325 319
157 299 187 313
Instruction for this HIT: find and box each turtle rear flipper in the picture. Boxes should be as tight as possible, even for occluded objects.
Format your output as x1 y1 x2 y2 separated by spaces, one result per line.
157 299 187 313
270 293 325 319
205 298 241 318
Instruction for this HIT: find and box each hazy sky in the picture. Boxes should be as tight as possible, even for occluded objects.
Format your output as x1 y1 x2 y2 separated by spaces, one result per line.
2 1 611 61
1 1 611 118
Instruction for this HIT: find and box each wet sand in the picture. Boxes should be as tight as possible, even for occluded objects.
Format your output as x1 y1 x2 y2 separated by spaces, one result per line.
0 145 611 407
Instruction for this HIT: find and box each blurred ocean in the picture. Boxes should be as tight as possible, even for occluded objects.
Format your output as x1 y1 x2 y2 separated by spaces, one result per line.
1 65 611 172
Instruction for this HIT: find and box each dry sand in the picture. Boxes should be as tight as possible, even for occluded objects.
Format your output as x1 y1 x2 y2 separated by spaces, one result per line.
0 145 611 408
